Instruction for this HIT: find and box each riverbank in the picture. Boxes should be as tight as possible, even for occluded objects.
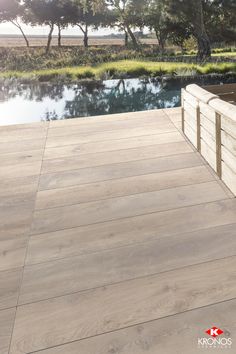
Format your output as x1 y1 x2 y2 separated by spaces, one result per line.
1 60 236 83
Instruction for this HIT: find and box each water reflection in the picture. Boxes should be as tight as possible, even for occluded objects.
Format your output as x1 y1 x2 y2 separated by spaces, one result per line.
0 76 234 125
0 78 180 125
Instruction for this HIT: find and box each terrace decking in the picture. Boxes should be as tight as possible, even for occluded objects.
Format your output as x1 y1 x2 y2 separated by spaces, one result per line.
1 108 236 354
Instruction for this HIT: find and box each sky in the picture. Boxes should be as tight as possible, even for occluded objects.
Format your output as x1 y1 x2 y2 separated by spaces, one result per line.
0 22 114 36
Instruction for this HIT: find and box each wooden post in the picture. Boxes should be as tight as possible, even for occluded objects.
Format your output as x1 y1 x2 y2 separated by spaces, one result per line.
181 107 185 133
215 112 222 178
181 89 185 133
196 105 201 152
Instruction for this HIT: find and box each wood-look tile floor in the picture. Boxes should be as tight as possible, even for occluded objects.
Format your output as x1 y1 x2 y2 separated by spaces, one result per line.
1 108 236 354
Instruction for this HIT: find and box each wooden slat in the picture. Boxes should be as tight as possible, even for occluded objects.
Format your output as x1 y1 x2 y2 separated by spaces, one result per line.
182 91 199 108
200 139 216 171
49 109 167 128
222 114 236 139
221 130 236 157
48 115 168 137
222 145 236 173
0 234 28 272
35 166 214 210
32 182 227 235
215 113 222 178
39 152 204 190
199 101 216 122
183 121 197 148
0 308 16 354
184 101 197 118
46 123 176 149
44 132 184 160
183 112 197 132
200 113 215 137
0 269 22 310
222 162 236 195
200 125 215 151
20 223 236 305
30 299 236 354
26 198 236 266
10 256 236 354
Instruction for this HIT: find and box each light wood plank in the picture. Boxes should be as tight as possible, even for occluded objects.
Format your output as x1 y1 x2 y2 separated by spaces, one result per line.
0 308 16 354
44 132 184 160
31 298 236 354
183 121 197 148
0 138 46 155
200 113 216 137
48 114 168 137
39 152 204 190
41 141 193 174
20 223 236 304
222 146 236 172
46 123 176 148
222 130 236 157
36 166 214 210
0 161 42 180
10 256 236 354
49 109 167 128
0 234 28 272
32 181 227 235
0 268 22 310
0 149 44 167
200 139 216 171
0 125 48 143
222 114 236 139
222 162 236 195
26 198 236 265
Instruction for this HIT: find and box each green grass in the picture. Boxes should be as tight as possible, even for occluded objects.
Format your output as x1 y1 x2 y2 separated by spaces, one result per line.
1 60 236 81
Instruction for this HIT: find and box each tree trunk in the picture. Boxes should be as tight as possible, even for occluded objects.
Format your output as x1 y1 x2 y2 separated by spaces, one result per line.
46 23 54 54
124 30 128 46
58 24 62 47
193 0 211 60
11 20 29 47
126 25 138 48
83 24 88 48
155 28 165 55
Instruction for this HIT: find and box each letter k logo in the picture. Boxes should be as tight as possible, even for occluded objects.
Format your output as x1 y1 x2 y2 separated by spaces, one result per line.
206 327 224 337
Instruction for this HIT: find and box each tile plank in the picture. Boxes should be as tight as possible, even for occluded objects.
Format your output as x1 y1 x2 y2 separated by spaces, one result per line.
32 181 227 235
26 198 236 265
0 269 22 310
36 165 214 210
39 152 203 190
10 256 236 354
32 299 236 354
48 113 168 137
0 308 16 354
41 141 193 175
44 132 184 159
20 223 236 304
0 235 28 272
0 138 46 155
46 123 176 148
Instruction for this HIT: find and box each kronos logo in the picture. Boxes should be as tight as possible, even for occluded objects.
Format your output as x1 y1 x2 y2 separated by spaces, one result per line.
198 326 232 349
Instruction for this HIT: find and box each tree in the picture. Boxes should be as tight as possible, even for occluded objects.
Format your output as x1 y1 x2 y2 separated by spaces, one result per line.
0 0 29 47
106 0 146 48
204 0 236 44
145 0 170 53
24 0 70 52
166 0 211 60
62 0 108 48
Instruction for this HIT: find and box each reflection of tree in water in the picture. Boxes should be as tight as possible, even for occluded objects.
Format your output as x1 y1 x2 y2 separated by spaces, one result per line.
63 79 181 119
0 79 181 121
